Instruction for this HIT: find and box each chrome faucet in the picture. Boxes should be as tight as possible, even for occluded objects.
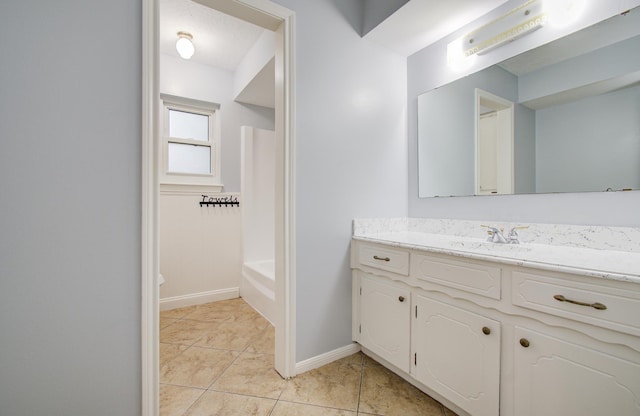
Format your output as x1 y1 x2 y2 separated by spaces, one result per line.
506 226 529 244
482 226 508 243
482 225 529 244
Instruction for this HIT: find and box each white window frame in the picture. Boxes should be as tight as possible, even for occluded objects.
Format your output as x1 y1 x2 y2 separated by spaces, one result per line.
160 93 222 188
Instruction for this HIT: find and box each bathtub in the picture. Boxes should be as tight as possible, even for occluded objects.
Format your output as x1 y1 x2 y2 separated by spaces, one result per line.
240 260 275 324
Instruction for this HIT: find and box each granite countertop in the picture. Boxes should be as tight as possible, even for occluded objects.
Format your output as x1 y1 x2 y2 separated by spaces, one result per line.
353 219 640 284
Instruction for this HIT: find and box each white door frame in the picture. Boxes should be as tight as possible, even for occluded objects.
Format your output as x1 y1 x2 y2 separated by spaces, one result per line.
141 1 296 414
475 88 515 195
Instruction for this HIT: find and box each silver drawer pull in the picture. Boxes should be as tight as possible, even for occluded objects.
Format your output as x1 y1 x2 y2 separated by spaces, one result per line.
373 255 391 262
553 294 607 310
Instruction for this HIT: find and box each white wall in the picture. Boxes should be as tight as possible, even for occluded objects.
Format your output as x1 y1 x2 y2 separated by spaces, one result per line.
159 190 242 307
161 54 275 192
0 1 141 415
234 30 276 105
272 0 408 362
408 0 640 226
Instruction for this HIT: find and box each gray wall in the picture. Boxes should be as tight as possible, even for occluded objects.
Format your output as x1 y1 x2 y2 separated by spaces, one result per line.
418 66 518 197
408 0 640 226
273 0 408 361
8 1 637 414
518 35 640 103
361 0 409 35
0 3 407 414
536 85 640 193
0 1 141 415
514 104 536 194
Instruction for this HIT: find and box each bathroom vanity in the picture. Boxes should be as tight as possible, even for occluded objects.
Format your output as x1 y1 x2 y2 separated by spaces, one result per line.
351 218 640 416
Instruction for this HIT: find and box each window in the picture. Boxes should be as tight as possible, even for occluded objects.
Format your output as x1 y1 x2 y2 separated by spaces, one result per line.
160 94 221 186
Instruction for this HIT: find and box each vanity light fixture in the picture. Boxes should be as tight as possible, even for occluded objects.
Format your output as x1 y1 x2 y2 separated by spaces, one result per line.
446 0 587 69
176 31 195 60
461 0 546 57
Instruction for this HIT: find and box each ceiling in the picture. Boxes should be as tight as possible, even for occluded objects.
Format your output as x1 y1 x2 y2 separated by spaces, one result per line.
161 0 515 71
499 6 640 76
159 0 265 71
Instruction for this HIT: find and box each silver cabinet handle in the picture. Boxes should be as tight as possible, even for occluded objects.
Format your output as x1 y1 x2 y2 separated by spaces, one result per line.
373 255 390 262
553 294 607 310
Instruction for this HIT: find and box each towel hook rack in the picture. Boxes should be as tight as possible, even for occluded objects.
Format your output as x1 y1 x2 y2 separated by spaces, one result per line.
199 194 240 207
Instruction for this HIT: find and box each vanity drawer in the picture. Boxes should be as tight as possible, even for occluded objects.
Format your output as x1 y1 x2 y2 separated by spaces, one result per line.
412 253 502 300
358 243 409 276
512 270 640 336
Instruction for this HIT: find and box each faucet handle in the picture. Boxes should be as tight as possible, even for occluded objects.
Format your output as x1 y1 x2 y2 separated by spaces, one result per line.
481 225 507 243
508 225 529 235
481 225 504 233
480 225 494 242
481 224 495 235
507 225 529 243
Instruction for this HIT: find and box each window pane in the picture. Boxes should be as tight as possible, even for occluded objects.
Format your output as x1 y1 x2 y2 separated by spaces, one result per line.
168 143 211 174
169 110 209 141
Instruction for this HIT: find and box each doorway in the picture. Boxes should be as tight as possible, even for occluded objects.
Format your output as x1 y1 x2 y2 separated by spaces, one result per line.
141 0 295 414
475 88 515 195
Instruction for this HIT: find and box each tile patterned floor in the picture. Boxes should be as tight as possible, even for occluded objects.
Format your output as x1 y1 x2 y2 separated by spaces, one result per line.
160 298 460 416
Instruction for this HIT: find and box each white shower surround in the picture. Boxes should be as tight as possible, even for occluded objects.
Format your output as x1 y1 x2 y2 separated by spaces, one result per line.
241 126 277 323
242 260 276 324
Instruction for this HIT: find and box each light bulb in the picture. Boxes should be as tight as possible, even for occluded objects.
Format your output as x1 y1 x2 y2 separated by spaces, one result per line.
544 0 586 28
176 32 194 60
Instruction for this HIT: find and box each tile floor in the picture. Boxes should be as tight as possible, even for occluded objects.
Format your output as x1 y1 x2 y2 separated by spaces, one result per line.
160 298 459 416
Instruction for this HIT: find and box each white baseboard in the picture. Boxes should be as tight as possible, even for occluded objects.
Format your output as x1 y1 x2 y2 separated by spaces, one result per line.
295 343 362 375
159 287 239 311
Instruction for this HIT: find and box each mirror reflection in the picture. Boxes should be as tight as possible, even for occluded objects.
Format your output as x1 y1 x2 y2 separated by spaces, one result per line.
418 7 640 198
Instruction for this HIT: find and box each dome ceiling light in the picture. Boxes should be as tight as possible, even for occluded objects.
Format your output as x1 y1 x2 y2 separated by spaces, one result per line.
176 31 195 60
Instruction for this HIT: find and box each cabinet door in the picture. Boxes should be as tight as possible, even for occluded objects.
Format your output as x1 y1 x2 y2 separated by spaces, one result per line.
359 273 411 372
514 326 640 416
413 295 500 416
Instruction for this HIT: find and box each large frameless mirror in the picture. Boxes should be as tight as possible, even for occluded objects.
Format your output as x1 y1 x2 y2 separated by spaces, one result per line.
418 7 640 198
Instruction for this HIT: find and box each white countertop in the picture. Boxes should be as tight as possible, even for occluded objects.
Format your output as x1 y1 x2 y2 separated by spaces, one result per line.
353 220 640 284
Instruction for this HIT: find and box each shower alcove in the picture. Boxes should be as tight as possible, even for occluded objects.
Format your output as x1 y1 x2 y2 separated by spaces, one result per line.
240 126 276 323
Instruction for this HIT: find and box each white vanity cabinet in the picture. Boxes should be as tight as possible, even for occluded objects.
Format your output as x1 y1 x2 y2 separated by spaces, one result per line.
413 295 500 416
351 238 640 416
359 273 411 372
511 269 640 416
513 326 640 416
353 241 503 416
353 242 412 372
